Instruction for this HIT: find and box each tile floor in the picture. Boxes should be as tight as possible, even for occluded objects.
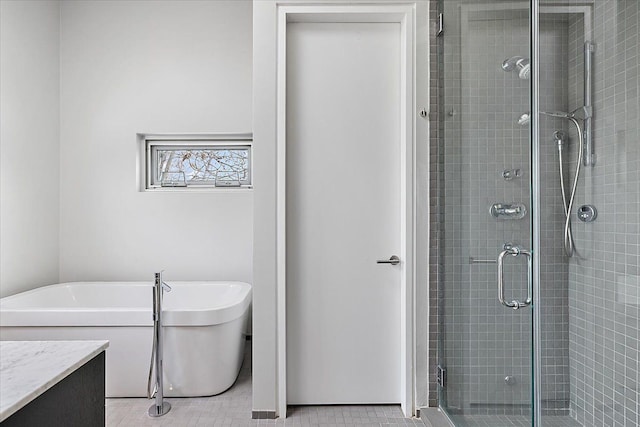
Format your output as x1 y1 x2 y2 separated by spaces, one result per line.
106 341 430 426
107 341 583 427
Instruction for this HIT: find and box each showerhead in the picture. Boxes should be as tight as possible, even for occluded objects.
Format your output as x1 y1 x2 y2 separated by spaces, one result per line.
518 112 531 126
517 59 530 79
543 107 592 120
502 56 530 79
502 56 523 72
517 106 592 127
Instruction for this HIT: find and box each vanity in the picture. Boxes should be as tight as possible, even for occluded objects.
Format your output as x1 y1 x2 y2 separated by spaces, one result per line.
0 340 108 426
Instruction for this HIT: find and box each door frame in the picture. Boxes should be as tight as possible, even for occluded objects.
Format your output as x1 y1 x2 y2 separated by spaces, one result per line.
275 2 417 417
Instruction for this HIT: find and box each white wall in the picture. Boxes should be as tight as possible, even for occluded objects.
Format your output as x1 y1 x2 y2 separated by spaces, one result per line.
0 0 61 297
252 0 279 413
59 0 253 284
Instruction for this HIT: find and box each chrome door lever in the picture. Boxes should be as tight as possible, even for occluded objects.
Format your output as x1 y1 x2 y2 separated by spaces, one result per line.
377 255 400 265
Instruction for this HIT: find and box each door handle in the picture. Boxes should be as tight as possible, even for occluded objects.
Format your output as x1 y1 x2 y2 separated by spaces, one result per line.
497 247 532 310
377 255 400 265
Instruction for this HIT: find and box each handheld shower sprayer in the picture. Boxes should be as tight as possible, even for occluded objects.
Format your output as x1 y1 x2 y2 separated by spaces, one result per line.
548 115 584 258
516 109 588 257
553 124 582 257
543 106 592 120
516 106 592 127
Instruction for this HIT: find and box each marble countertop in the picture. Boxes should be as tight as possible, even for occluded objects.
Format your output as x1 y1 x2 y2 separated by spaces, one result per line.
0 340 109 422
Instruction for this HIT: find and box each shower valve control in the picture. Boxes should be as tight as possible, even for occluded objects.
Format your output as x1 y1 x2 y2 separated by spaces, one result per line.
577 205 597 222
491 203 527 220
502 168 521 181
504 376 517 386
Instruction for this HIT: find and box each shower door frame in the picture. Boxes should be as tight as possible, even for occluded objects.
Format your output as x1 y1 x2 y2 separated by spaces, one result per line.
459 3 591 40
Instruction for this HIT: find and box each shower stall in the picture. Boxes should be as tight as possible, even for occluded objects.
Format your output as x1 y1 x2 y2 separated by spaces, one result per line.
431 1 639 426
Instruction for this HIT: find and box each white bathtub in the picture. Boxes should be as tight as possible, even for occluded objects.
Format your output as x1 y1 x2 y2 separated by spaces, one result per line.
0 281 251 398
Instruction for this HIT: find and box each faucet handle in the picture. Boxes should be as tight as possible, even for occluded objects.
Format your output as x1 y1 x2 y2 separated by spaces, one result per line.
161 281 172 292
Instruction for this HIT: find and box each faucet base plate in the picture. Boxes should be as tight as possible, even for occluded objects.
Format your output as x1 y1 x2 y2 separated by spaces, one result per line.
148 401 171 417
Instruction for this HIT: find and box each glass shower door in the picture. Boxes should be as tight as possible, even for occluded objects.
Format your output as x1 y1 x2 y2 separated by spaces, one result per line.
436 1 535 425
436 2 638 426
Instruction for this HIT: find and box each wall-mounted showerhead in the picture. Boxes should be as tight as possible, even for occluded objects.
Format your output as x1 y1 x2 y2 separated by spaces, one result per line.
517 112 530 126
502 56 530 79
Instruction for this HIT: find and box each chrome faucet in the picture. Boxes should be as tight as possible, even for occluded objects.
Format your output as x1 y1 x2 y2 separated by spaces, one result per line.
158 274 172 293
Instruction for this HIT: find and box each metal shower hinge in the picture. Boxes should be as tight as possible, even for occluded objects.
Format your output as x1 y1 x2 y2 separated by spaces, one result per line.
437 13 444 37
437 365 447 388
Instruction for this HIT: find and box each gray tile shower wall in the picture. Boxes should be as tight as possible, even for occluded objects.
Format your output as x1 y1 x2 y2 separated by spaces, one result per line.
566 1 639 426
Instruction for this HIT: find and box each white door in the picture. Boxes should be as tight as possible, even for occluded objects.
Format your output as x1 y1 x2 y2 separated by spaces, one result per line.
286 22 401 404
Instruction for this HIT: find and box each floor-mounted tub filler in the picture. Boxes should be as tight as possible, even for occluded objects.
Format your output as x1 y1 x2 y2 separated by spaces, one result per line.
148 271 172 417
0 281 251 398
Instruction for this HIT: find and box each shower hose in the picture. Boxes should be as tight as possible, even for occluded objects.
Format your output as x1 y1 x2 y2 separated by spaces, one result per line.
557 117 583 258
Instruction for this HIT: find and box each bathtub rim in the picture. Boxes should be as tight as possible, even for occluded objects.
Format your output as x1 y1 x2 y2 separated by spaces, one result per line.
0 281 252 327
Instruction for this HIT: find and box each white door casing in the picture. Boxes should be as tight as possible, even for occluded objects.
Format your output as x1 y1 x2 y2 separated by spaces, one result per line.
273 2 418 417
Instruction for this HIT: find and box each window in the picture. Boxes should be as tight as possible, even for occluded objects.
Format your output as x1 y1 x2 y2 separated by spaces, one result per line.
140 134 252 191
150 145 251 187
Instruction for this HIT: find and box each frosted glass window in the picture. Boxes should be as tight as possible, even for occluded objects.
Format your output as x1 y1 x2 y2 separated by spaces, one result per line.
147 144 251 188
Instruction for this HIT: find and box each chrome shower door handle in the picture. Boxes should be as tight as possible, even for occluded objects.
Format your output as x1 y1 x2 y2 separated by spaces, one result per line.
497 247 533 310
377 255 400 265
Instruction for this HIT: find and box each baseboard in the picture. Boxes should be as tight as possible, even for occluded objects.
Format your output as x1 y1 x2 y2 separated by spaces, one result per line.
251 410 277 419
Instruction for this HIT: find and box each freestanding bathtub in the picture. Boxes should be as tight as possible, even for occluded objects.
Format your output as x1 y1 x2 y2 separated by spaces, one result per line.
0 281 251 398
